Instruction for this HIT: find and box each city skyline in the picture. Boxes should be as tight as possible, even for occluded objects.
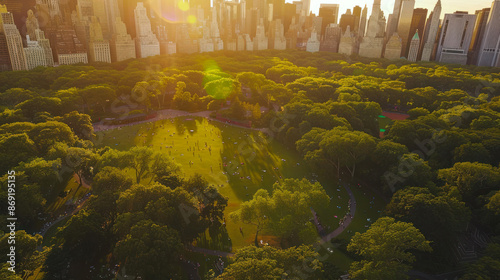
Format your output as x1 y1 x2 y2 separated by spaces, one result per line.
1 0 499 69
301 0 495 17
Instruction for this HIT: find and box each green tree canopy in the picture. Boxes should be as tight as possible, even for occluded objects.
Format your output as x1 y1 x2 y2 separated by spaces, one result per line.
347 217 432 280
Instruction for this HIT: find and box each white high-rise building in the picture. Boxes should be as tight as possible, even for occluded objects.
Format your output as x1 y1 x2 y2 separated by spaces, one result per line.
200 22 215 53
77 0 94 22
210 8 224 51
111 17 136 62
477 0 500 67
301 0 310 16
436 12 476 65
134 2 160 58
384 33 403 59
89 17 111 63
24 35 47 70
269 19 287 50
1 9 27 71
339 26 356 56
35 29 54 67
253 19 268 50
365 0 385 38
359 0 386 58
306 27 320 52
421 0 442 61
36 0 61 19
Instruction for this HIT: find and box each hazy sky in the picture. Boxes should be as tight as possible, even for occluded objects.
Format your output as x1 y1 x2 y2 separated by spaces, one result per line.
286 0 496 18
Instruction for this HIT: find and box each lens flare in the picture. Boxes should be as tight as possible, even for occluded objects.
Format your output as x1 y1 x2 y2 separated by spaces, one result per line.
203 60 234 100
178 1 190 12
187 15 197 24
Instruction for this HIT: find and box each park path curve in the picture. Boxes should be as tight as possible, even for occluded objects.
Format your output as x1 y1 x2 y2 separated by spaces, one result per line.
188 246 235 258
38 174 92 251
321 182 356 243
94 109 213 132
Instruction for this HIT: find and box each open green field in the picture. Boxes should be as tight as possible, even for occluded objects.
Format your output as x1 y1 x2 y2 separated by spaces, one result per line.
97 116 384 265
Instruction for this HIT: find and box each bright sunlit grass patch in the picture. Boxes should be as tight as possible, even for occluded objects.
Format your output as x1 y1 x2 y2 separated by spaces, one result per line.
97 116 373 251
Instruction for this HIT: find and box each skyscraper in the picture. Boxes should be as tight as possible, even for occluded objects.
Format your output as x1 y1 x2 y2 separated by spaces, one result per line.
339 9 356 34
320 23 341 52
269 19 286 50
24 8 54 67
77 0 94 22
301 0 310 16
386 0 403 38
134 2 160 58
339 26 356 56
25 9 39 42
365 0 385 38
408 31 420 61
0 32 11 71
111 17 136 62
270 0 285 20
1 0 36 27
283 3 296 33
104 0 121 36
477 0 500 67
407 8 427 59
253 18 268 50
421 0 441 61
384 33 402 59
468 8 491 65
435 12 476 65
1 6 27 71
353 6 362 33
199 22 215 52
359 5 368 37
359 0 386 58
319 4 339 37
53 25 88 65
24 35 47 70
210 7 224 51
34 29 54 67
397 0 416 58
306 26 320 52
89 16 111 63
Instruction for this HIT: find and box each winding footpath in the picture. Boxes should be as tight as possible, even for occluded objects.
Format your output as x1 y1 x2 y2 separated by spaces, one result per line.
321 182 356 243
37 175 92 251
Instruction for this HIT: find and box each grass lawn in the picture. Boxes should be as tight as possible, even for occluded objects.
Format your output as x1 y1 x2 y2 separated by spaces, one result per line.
98 116 387 270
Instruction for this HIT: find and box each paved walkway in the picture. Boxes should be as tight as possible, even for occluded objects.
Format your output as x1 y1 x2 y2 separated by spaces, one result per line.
321 182 356 243
93 109 268 134
188 246 235 258
39 175 92 243
94 109 213 132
